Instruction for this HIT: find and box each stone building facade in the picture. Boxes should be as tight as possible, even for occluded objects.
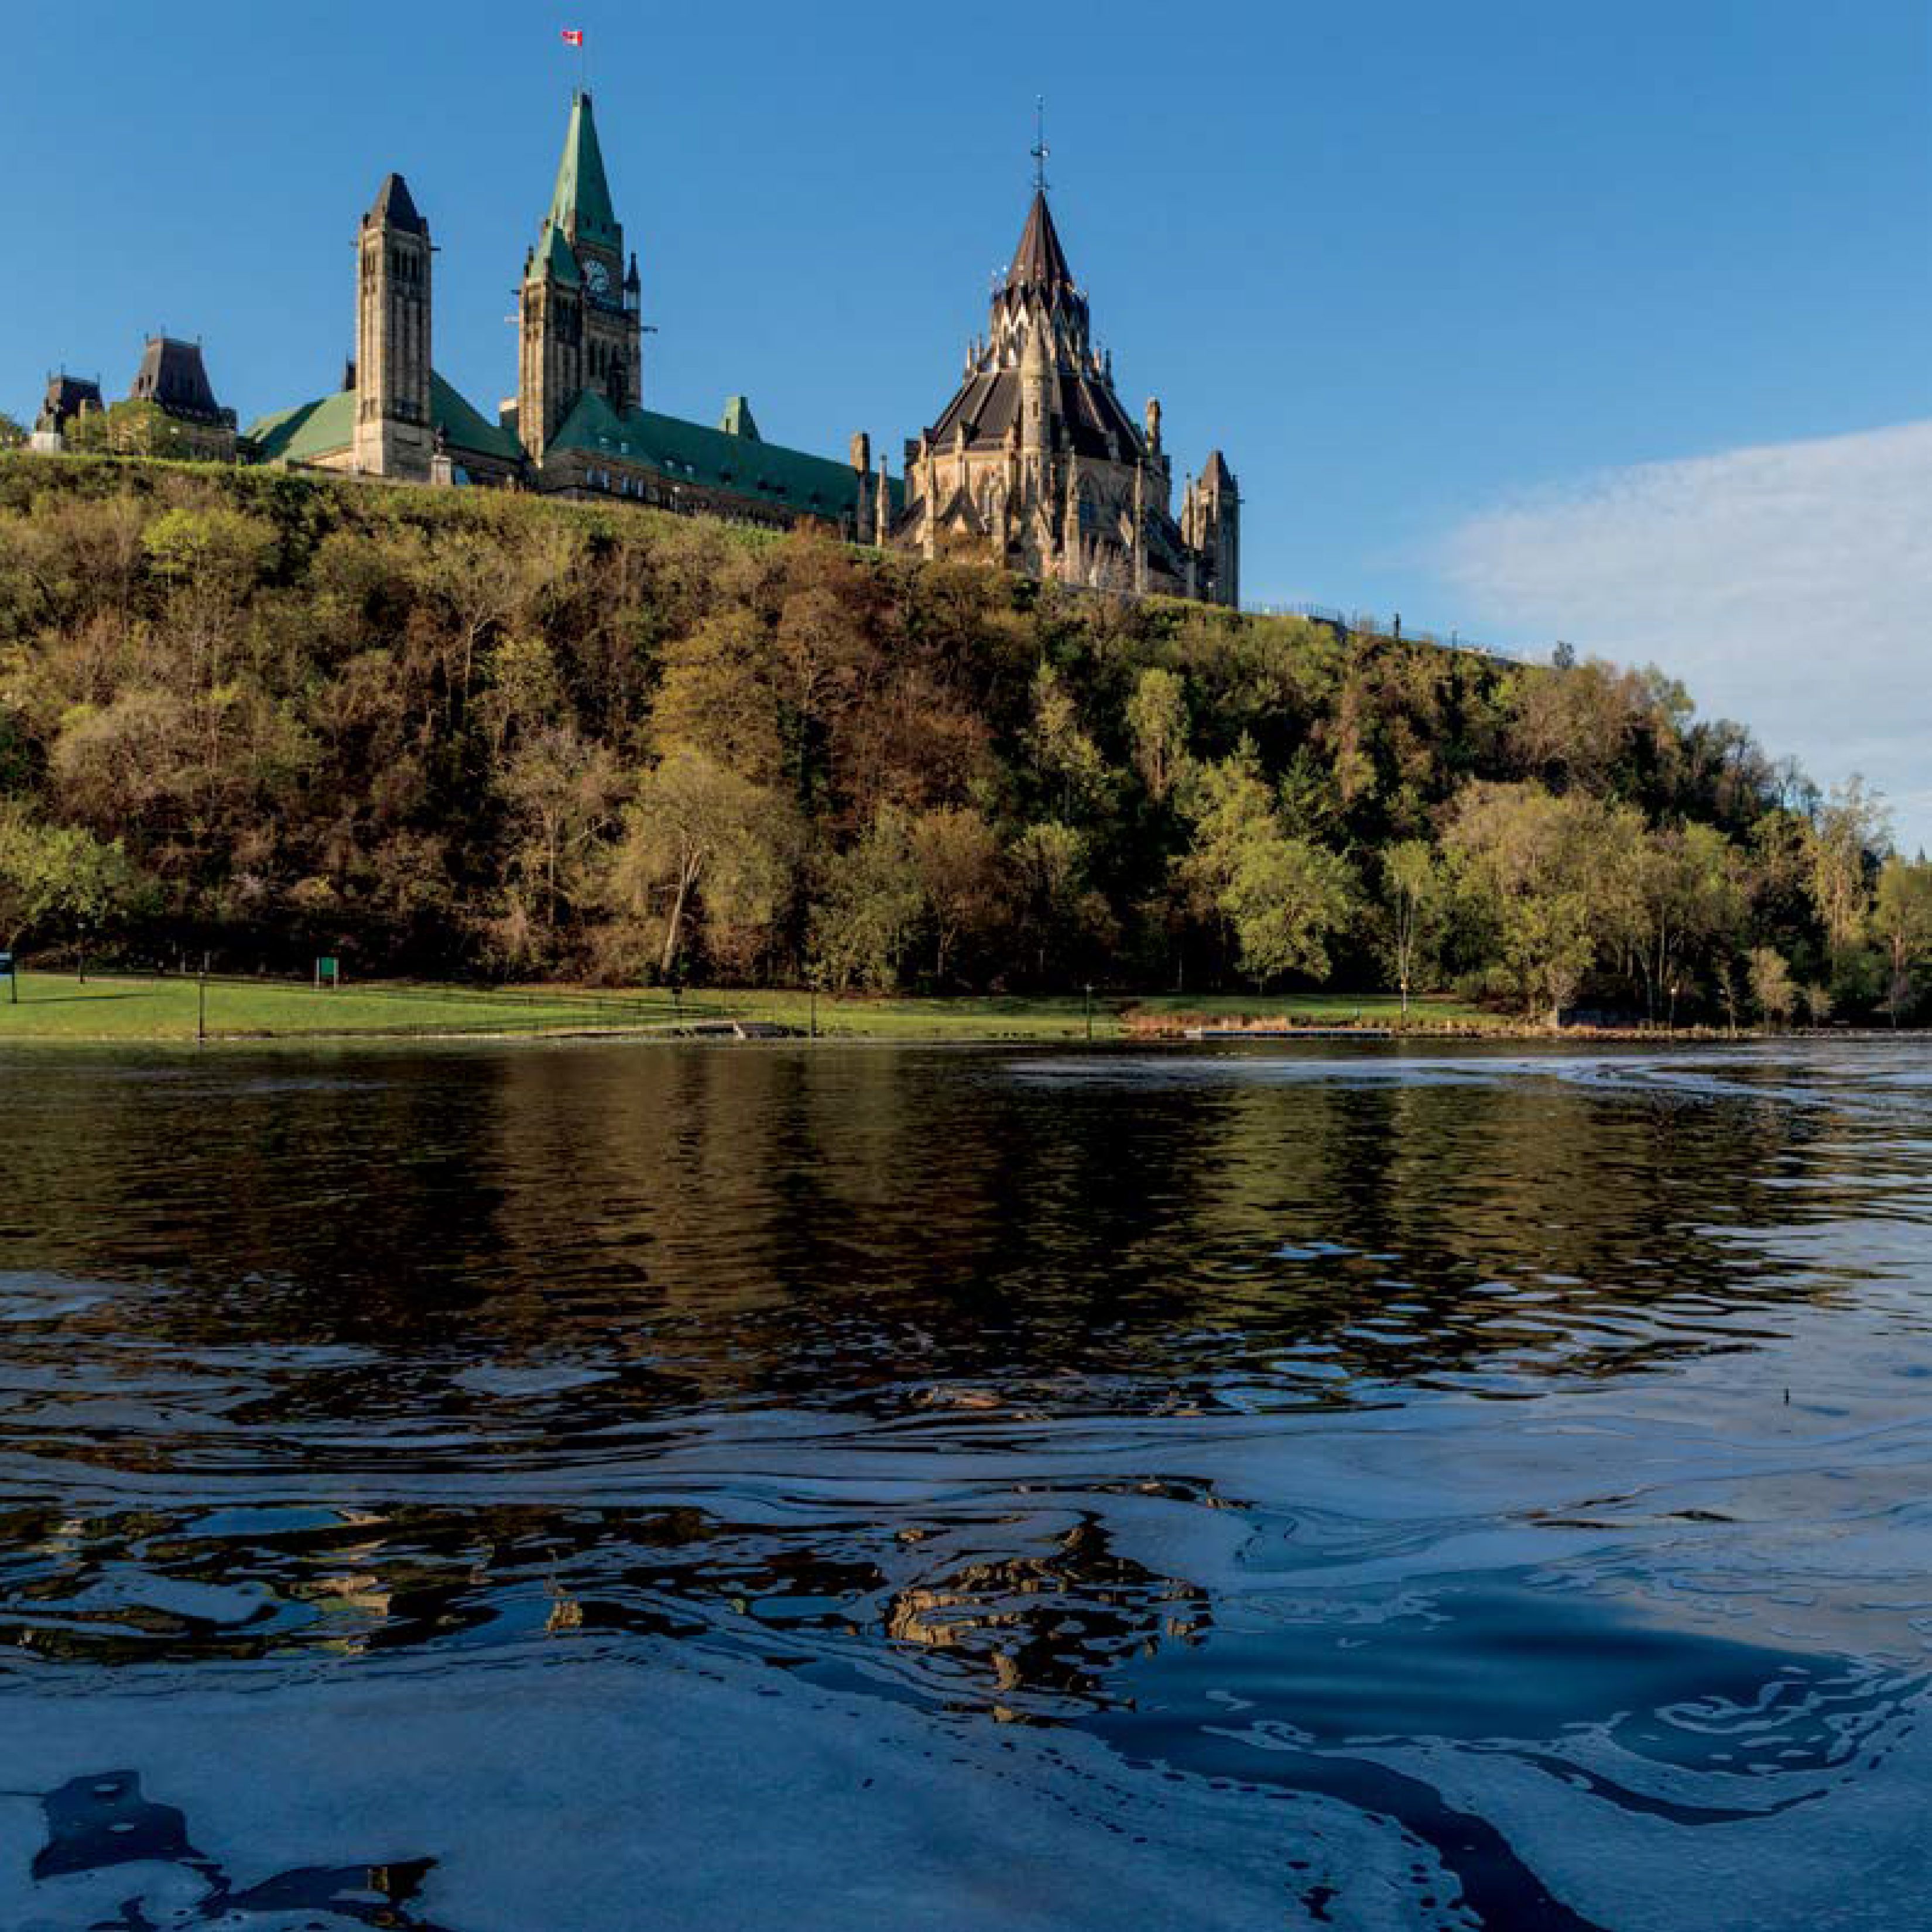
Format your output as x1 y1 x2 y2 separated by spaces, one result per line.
248 92 890 535
895 189 1238 607
27 89 1236 602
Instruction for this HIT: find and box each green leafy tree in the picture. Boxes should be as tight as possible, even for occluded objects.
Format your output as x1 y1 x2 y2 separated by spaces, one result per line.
811 807 925 992
1748 946 1797 1030
1181 743 1356 988
1125 665 1190 804
1447 781 1627 1025
1025 660 1111 819
1630 821 1743 1026
1873 855 1932 1024
611 745 792 980
909 806 1005 984
1379 839 1442 1019
1807 776 1888 965
0 802 139 950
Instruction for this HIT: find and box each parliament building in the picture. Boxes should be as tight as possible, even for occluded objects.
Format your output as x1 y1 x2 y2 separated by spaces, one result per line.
36 91 1239 607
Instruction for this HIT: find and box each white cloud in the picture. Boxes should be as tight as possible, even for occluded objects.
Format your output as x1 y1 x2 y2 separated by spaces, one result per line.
1438 420 1932 849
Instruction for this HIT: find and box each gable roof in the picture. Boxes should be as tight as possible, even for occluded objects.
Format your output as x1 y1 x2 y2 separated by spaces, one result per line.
245 371 522 468
245 388 354 464
547 90 619 254
549 388 901 518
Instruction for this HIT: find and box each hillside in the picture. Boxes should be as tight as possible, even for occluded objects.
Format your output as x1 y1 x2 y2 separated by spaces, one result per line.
0 452 1913 1023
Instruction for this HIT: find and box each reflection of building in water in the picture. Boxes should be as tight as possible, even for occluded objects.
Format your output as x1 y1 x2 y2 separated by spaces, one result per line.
883 1520 1205 1717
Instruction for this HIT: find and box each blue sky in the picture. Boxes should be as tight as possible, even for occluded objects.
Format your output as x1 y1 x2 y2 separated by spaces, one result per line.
4 2 1927 834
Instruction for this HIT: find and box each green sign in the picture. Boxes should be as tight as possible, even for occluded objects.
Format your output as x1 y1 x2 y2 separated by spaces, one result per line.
316 957 340 988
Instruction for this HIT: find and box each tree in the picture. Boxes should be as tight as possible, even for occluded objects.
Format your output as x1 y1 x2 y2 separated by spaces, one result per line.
1180 744 1356 988
0 802 139 950
1012 820 1099 982
810 807 924 992
1445 780 1626 1025
1873 857 1932 1025
611 745 792 980
496 722 624 948
1025 660 1110 819
0 413 26 451
1807 776 1888 966
1222 831 1355 986
1629 821 1743 1026
1748 947 1796 1030
1379 840 1441 1020
1126 665 1190 804
909 806 1005 984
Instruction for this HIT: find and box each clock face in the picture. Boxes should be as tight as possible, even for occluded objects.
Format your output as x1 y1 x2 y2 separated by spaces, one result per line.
584 259 611 297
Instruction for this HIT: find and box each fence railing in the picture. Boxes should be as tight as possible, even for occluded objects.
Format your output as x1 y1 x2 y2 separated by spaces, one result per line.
1242 601 1539 667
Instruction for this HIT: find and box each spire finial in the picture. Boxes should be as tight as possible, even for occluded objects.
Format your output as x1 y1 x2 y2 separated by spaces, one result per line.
1031 95 1050 195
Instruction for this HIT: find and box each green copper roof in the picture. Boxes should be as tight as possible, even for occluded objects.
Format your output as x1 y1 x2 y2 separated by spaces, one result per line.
245 371 521 468
527 220 581 289
547 90 619 253
245 389 354 465
550 389 902 519
427 372 522 464
718 396 762 441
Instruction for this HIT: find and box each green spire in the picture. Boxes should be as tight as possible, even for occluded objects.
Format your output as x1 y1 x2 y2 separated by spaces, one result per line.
547 89 619 252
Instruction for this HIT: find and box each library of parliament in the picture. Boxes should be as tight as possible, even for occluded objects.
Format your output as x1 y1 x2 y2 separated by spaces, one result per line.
32 92 1240 608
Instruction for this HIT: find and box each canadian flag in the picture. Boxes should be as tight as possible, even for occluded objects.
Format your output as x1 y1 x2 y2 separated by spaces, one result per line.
561 28 584 45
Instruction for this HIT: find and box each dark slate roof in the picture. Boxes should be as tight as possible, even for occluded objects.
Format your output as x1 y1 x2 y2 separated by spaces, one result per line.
37 373 102 430
1201 450 1236 491
550 388 902 519
924 359 1146 463
547 90 620 253
367 172 427 235
128 337 225 423
1007 190 1075 295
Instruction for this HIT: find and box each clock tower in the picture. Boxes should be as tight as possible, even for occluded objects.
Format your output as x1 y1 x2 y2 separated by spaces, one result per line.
518 90 643 460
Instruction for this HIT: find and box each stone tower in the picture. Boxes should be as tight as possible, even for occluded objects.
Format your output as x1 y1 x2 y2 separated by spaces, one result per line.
898 183 1238 605
352 173 434 481
1183 453 1241 608
518 90 643 460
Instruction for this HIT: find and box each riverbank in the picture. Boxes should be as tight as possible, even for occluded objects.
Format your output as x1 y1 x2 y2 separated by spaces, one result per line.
0 972 1785 1046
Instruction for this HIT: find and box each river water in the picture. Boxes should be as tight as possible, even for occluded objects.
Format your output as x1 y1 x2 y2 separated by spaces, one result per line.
1 1039 1928 1929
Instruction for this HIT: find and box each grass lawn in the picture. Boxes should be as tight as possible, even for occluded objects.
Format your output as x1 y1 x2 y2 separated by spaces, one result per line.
697 987 1114 1040
1120 991 1501 1030
0 973 683 1043
0 972 1496 1045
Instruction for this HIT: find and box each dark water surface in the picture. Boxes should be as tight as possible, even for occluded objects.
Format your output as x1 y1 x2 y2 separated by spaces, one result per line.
2 1039 1930 1928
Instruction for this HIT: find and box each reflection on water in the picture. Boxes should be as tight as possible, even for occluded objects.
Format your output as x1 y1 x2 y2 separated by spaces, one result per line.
2 1040 1932 1927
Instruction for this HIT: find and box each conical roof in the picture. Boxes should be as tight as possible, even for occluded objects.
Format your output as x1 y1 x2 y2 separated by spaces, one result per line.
1006 190 1074 295
367 172 427 236
547 90 619 251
